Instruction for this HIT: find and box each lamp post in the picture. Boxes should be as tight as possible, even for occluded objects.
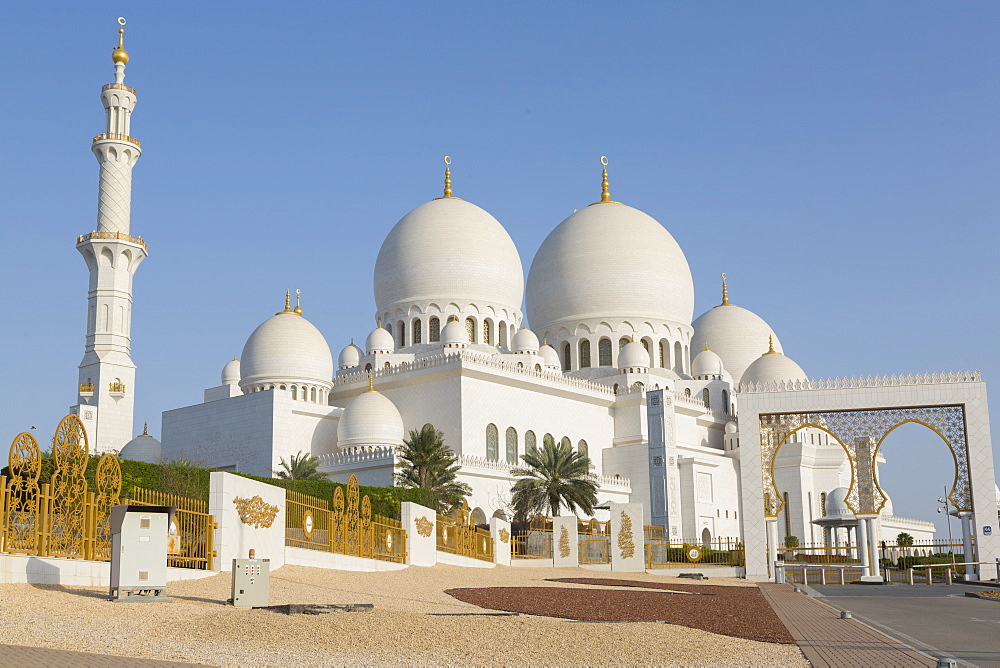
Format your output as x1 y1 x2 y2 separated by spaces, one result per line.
937 485 956 569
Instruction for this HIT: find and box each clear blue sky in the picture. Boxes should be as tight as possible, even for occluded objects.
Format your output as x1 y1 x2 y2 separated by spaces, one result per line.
1 2 997 535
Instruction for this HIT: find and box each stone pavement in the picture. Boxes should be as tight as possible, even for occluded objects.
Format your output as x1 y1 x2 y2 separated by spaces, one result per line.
759 582 934 667
0 644 215 667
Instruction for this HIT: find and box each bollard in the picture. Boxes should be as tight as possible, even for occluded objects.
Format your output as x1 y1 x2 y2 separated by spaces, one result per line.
945 568 953 585
774 561 785 585
802 567 808 585
907 568 914 585
820 568 827 585
926 568 933 585
839 568 845 585
936 658 958 667
840 610 852 619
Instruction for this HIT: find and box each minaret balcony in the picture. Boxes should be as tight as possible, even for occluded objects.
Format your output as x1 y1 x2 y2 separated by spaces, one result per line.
102 82 136 95
77 231 148 251
109 382 127 397
79 383 94 397
93 132 141 147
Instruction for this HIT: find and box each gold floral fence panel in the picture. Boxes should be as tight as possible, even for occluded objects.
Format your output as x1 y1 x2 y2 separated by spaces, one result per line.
297 475 406 563
436 499 494 562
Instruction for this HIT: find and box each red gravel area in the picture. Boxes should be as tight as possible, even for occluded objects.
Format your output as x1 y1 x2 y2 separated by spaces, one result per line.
446 579 795 645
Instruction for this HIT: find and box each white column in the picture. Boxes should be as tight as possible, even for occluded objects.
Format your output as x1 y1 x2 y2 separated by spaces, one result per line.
960 512 976 580
866 518 881 578
856 519 869 573
766 518 779 578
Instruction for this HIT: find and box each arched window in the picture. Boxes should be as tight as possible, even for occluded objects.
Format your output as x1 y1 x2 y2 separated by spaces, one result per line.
702 388 710 409
673 341 683 372
364 363 372 372
580 340 592 368
659 340 669 368
279 385 286 390
562 342 571 371
684 388 691 397
722 390 729 413
506 427 518 463
483 320 491 345
398 320 406 346
534 364 542 372
525 430 536 452
465 317 477 343
385 322 392 337
619 337 630 351
311 387 317 402
447 314 459 323
578 439 588 459
486 423 499 461
291 386 297 400
412 318 422 344
543 433 554 449
598 338 612 366
640 339 650 354
429 317 440 342
560 436 571 450
499 322 507 349
384 361 391 368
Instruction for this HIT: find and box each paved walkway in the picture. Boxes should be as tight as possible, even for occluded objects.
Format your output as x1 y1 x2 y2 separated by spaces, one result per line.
759 582 934 667
0 644 214 667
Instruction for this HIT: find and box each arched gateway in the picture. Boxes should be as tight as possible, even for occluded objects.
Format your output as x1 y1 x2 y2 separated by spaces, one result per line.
737 371 997 581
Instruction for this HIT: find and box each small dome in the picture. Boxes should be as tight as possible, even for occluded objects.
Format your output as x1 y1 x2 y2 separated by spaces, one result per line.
539 343 561 369
441 319 468 346
240 311 333 390
119 425 160 464
221 357 241 385
741 345 807 389
691 348 725 379
511 327 539 354
692 301 781 387
365 327 394 355
824 487 854 518
339 342 363 369
618 341 650 370
337 389 405 450
725 421 738 434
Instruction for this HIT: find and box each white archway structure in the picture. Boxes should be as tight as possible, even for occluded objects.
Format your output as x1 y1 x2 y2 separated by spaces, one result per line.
738 372 997 581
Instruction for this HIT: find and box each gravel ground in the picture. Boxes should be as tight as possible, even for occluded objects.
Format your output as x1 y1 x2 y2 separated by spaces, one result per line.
0 565 807 667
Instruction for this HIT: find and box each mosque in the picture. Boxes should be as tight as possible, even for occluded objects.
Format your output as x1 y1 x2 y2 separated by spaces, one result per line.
71 21 946 548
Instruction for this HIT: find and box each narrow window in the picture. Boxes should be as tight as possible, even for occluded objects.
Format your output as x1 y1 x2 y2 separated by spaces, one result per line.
466 317 477 343
483 321 491 345
385 322 392 338
398 320 406 346
641 339 650 354
560 436 571 449
562 342 571 371
498 322 507 349
580 340 592 368
702 388 710 409
525 430 536 451
578 439 588 459
673 341 682 372
486 423 499 461
619 337 630 351
543 433 554 449
412 318 422 344
684 388 691 397
291 386 297 400
659 340 667 368
311 387 317 402
722 390 729 413
429 317 440 342
598 338 612 366
506 427 518 463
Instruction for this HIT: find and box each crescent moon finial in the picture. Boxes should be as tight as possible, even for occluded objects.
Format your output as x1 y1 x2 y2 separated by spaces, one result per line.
441 156 453 198
600 155 608 166
118 16 127 26
443 155 452 165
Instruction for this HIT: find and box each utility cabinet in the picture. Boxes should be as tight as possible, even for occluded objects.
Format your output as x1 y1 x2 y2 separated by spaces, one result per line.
231 558 270 608
109 504 175 601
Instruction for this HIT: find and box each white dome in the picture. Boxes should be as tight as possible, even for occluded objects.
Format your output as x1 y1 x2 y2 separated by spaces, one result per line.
525 202 694 331
725 421 738 434
119 427 161 464
692 301 782 387
373 197 524 315
338 342 363 369
825 487 854 518
741 348 807 389
618 341 650 370
337 389 405 450
512 327 539 354
441 319 468 346
221 357 241 385
539 343 561 368
691 348 725 379
240 312 333 390
365 327 394 355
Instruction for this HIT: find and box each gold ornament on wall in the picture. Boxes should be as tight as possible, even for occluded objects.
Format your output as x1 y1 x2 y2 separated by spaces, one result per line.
414 516 433 537
618 510 635 559
559 525 571 558
233 495 279 528
498 528 510 544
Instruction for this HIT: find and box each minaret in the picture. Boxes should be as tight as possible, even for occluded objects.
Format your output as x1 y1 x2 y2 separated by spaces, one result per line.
71 18 147 453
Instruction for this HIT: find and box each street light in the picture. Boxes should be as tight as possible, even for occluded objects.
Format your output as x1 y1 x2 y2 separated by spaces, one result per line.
937 485 956 568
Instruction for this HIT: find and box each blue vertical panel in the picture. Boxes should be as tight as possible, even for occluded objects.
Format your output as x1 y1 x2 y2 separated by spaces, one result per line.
646 389 668 529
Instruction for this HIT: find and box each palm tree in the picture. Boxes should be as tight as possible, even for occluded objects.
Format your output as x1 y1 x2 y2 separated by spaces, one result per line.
510 438 598 519
272 451 325 481
395 424 471 513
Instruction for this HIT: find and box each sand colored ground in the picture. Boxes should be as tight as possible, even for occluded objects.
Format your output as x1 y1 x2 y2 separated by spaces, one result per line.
0 565 807 666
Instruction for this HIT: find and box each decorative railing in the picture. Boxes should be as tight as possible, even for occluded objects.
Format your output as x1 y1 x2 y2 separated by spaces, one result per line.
436 499 493 562
129 487 215 570
645 536 745 568
77 230 148 250
317 446 395 469
93 132 141 147
102 82 136 94
79 383 94 393
740 370 982 394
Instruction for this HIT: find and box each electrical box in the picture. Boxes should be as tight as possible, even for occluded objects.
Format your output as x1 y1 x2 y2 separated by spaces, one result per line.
109 504 175 601
231 558 270 608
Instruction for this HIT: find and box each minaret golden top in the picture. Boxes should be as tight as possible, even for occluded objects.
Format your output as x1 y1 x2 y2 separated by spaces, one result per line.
367 372 375 392
721 273 730 306
589 156 620 206
763 335 781 356
437 156 456 199
293 289 303 315
112 17 129 65
277 290 295 315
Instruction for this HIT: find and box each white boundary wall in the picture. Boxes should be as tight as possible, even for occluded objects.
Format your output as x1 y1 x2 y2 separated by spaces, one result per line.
610 502 645 572
491 516 512 565
401 501 437 566
552 516 579 568
209 472 287 571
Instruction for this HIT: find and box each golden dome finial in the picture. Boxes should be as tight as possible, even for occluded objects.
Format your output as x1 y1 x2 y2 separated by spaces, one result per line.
367 372 375 392
442 156 453 198
276 290 294 315
721 273 730 305
141 421 148 436
112 17 130 65
293 289 303 315
704 342 710 351
764 335 781 355
589 156 620 206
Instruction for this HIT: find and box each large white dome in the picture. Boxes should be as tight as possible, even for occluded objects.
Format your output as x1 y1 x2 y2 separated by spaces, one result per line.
373 197 524 318
240 311 333 390
525 202 694 331
337 389 405 450
692 300 782 387
119 425 161 464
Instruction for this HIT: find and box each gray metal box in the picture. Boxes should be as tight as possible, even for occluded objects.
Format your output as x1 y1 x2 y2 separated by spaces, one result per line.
231 558 270 608
109 504 174 601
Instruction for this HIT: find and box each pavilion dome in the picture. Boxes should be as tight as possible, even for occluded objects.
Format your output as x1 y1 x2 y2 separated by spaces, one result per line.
691 348 725 379
691 287 782 387
119 425 161 464
512 327 540 354
365 327 394 355
240 309 333 391
338 342 363 369
337 387 405 450
526 201 694 332
221 357 241 385
824 487 854 519
539 343 561 368
618 340 650 371
441 319 469 347
373 196 524 320
741 344 807 389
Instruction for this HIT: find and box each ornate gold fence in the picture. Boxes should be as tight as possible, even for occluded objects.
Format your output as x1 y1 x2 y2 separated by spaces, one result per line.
436 499 494 562
0 416 209 570
578 518 610 564
285 475 407 563
511 516 553 560
127 487 215 570
645 536 746 568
